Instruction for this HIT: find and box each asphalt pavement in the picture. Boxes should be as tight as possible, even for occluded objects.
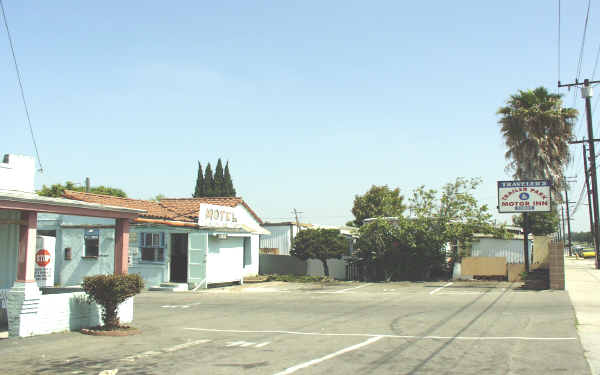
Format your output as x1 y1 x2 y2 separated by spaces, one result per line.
0 280 591 374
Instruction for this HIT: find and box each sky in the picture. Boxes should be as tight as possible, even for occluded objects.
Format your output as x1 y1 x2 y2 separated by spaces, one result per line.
1 1 599 231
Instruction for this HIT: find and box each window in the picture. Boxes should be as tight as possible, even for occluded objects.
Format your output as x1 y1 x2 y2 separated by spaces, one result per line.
140 232 165 262
84 229 100 257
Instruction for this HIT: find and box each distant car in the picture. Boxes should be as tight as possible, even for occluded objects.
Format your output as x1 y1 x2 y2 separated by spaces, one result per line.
582 248 596 258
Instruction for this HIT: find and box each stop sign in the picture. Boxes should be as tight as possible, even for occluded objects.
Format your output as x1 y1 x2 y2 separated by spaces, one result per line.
36 249 51 267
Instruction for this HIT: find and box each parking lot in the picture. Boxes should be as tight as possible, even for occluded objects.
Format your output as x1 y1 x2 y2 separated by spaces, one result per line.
0 280 591 374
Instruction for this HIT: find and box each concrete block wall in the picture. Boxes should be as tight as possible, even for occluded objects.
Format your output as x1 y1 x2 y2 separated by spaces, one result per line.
549 241 565 290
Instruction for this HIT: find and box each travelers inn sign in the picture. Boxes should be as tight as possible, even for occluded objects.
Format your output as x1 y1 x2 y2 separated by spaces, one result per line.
497 180 551 213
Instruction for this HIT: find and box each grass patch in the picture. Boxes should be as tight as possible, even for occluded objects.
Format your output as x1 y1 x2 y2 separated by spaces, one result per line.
265 274 334 283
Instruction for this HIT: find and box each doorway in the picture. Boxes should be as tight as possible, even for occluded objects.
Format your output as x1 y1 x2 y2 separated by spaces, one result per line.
170 233 188 283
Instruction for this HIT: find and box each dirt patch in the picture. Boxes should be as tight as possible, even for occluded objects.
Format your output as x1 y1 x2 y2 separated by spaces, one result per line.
80 326 140 337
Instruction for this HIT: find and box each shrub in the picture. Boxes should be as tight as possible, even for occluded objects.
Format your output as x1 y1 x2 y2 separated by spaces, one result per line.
82 274 144 329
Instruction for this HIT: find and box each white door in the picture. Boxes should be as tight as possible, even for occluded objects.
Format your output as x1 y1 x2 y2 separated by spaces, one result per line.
188 232 207 288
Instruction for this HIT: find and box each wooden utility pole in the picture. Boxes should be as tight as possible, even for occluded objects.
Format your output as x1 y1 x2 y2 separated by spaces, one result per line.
583 144 597 251
293 208 303 230
561 78 600 269
564 180 573 256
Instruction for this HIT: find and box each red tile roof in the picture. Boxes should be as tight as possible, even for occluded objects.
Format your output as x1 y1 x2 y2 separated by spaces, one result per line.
62 191 263 225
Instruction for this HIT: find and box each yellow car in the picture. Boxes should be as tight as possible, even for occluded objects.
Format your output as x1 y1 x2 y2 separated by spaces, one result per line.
582 248 596 258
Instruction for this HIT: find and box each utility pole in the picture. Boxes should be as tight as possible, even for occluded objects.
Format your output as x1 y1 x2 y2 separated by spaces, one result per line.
583 144 597 251
561 78 600 269
292 209 303 230
564 180 574 256
561 205 566 244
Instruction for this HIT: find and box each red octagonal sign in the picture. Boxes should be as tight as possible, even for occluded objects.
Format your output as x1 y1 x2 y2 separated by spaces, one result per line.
36 249 51 267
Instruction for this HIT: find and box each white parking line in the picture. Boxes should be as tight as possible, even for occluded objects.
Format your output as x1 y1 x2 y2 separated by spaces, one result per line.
121 339 211 362
315 284 371 294
183 327 577 341
272 336 384 375
429 282 453 295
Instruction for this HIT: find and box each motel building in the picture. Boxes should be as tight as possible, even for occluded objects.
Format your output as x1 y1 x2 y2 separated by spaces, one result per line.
0 154 144 337
1 154 267 337
50 190 268 291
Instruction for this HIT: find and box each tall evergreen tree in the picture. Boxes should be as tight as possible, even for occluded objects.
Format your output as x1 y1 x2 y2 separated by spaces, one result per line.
224 161 236 197
204 163 215 197
193 161 204 198
214 158 225 196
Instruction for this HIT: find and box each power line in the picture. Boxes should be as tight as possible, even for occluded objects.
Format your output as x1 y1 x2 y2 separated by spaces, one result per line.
0 0 43 172
576 0 592 81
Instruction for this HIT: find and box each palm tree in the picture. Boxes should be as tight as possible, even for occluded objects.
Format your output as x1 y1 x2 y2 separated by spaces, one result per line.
498 87 578 196
498 87 578 271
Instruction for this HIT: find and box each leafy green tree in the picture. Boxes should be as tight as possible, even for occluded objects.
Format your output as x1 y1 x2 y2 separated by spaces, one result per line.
193 162 204 198
357 217 447 281
409 177 506 246
38 181 127 198
224 161 236 197
214 158 225 196
351 185 406 226
571 231 593 244
290 228 348 277
204 163 215 197
512 205 560 236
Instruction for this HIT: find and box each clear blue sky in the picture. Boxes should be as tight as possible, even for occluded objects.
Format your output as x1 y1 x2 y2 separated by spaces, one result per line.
1 1 598 231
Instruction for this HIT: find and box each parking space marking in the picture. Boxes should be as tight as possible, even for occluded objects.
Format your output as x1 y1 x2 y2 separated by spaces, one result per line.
273 336 383 375
429 282 453 295
315 284 371 294
121 339 211 362
226 341 271 348
184 327 577 341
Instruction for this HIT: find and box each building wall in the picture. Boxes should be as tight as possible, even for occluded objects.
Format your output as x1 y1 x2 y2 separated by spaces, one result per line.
59 227 115 286
128 226 171 287
242 234 259 276
471 238 533 264
461 257 507 276
0 154 35 192
260 225 293 255
0 210 19 289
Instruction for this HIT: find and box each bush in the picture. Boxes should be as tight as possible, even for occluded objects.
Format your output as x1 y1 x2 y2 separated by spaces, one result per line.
82 274 144 329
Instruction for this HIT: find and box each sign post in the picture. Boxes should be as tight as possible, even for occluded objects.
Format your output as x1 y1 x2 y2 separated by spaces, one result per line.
497 180 552 272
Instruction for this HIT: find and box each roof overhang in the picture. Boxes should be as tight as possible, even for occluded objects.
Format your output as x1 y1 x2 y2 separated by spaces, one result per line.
0 190 145 219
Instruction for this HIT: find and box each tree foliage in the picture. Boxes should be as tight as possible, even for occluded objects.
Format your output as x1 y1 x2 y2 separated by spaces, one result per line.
351 185 406 226
38 181 127 198
224 161 236 196
409 177 507 246
82 274 144 329
357 217 447 281
290 228 348 277
214 158 225 196
571 231 593 244
204 163 215 197
497 87 578 197
353 177 504 281
193 159 237 197
512 206 560 236
193 162 204 198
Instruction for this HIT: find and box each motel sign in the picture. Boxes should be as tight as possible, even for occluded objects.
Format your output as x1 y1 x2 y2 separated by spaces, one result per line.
497 180 552 213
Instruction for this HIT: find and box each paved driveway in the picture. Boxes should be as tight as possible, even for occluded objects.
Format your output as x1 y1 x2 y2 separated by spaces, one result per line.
0 281 591 374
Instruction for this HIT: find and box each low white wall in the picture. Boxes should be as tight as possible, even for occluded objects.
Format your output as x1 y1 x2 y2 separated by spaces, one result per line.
306 257 348 280
9 292 133 337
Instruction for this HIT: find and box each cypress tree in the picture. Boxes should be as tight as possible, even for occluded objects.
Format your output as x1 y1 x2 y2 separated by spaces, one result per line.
224 161 236 197
214 158 225 196
204 163 215 197
193 161 204 197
